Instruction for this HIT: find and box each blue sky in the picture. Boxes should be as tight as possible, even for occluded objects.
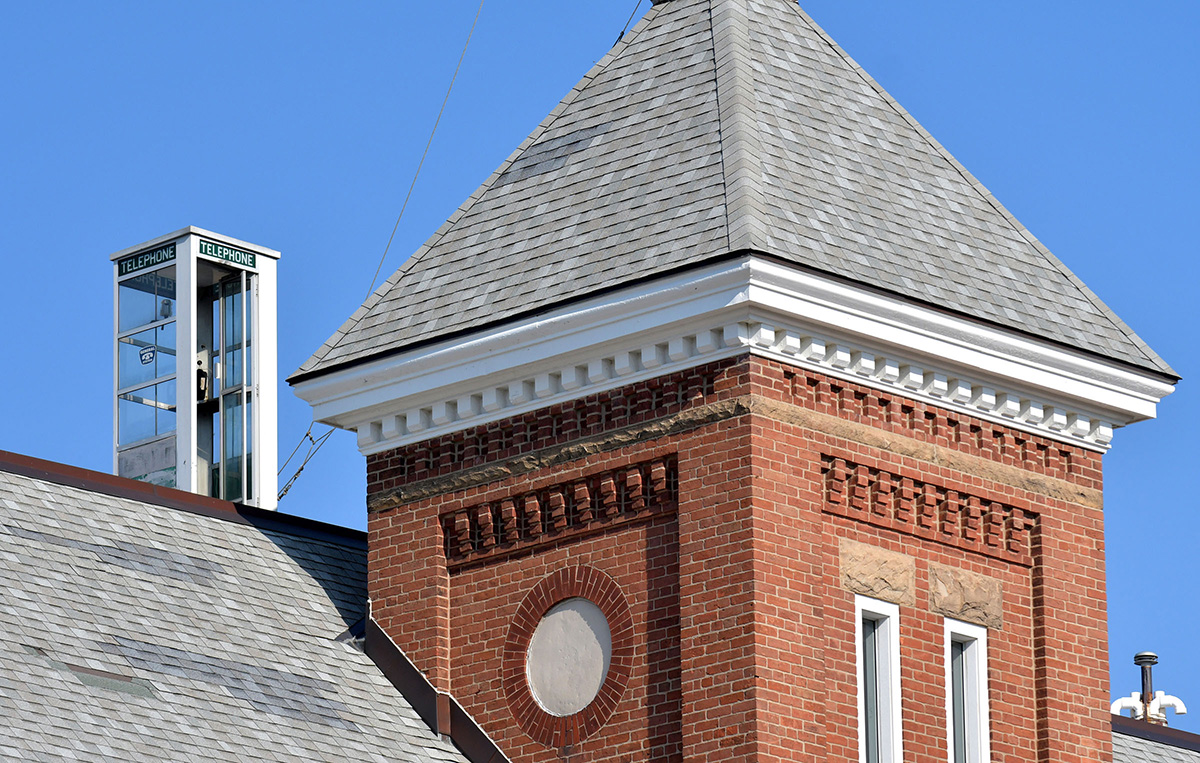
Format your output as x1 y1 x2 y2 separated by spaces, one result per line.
2 0 1197 732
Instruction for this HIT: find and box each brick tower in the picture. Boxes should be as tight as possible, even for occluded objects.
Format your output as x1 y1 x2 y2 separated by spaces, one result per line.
290 1 1177 761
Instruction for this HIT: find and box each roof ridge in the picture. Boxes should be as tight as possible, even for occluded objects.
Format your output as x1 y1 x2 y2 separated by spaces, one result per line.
292 5 669 380
710 0 768 252
785 2 1174 378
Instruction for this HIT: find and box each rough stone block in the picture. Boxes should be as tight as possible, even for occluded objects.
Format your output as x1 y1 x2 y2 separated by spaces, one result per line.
839 538 915 606
929 562 1003 630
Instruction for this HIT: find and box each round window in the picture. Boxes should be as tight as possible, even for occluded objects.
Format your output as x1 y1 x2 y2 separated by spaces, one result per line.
503 566 632 747
525 597 612 716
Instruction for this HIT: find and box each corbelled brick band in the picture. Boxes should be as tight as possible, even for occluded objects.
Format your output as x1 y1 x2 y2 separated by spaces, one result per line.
366 360 1102 500
502 566 634 749
822 454 1037 566
441 457 678 569
368 354 1114 762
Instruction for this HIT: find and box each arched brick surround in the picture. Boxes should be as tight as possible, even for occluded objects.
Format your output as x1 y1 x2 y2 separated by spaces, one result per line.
502 566 634 748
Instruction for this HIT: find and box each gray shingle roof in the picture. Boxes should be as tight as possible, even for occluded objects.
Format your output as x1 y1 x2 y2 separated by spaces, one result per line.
0 465 469 762
291 0 1173 383
1115 727 1200 763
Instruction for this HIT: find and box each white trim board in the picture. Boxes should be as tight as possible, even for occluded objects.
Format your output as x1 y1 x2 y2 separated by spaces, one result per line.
291 256 1174 456
856 596 903 763
944 618 991 763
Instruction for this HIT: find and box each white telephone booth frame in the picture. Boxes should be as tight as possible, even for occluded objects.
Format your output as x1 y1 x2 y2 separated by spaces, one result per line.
111 227 278 510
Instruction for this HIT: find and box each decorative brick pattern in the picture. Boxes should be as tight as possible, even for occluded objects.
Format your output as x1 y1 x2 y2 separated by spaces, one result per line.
440 457 678 570
768 364 1100 488
822 454 1037 567
368 355 1103 501
502 566 634 750
367 361 736 495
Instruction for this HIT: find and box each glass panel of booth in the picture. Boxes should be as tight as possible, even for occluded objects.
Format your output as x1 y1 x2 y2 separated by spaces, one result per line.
223 392 243 502
117 379 176 446
118 328 157 390
156 323 176 378
223 279 243 388
205 405 221 498
244 276 253 388
157 379 176 437
118 267 176 333
118 390 155 445
245 393 253 502
118 325 177 390
116 261 177 450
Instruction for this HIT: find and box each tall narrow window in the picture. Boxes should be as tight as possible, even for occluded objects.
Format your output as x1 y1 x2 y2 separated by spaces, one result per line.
862 616 881 762
857 596 901 763
945 619 989 763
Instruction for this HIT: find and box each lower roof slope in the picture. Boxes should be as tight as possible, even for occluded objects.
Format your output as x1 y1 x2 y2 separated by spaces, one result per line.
292 0 1172 384
1114 719 1200 763
0 463 467 762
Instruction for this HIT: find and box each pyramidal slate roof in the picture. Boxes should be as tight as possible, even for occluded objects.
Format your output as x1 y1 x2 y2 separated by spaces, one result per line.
0 455 470 762
292 0 1173 383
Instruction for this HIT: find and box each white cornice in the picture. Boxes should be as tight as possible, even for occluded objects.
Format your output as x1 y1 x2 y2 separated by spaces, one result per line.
291 256 1174 455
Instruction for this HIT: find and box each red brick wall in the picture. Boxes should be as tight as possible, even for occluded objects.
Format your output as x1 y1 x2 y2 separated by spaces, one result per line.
749 355 1109 763
366 354 1110 762
454 512 680 761
369 491 451 688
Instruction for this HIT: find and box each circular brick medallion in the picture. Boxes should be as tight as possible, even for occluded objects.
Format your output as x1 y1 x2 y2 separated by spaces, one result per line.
503 566 633 748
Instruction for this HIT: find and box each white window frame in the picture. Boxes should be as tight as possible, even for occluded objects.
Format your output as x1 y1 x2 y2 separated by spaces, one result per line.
856 595 903 763
944 618 990 763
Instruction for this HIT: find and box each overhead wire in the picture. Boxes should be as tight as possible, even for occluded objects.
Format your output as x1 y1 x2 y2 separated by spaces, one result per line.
616 0 644 46
365 0 486 299
278 421 316 476
278 426 336 502
282 1 648 502
279 1 486 503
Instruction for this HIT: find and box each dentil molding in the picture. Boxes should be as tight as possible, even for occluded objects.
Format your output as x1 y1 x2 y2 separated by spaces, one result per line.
291 257 1174 455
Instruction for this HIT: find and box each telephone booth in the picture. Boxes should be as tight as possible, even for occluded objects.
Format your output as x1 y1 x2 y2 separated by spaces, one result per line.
112 227 278 509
